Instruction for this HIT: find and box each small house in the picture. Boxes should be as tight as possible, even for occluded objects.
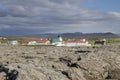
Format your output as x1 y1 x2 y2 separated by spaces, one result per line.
63 39 91 47
35 39 50 45
8 40 19 45
21 39 50 45
21 41 28 45
27 40 36 45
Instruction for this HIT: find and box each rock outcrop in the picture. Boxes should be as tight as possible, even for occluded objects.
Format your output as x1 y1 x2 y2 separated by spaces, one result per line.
0 45 120 80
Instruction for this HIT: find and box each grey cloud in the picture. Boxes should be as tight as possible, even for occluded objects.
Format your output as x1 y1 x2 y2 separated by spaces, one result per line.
0 0 120 35
0 10 7 17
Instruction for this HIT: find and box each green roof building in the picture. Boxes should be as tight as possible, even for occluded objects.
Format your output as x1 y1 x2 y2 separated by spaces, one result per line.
51 35 63 45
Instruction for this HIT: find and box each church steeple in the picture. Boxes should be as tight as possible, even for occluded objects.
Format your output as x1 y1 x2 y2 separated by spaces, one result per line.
58 34 62 42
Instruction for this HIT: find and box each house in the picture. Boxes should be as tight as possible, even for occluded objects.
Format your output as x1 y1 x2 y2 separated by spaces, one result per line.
63 39 91 47
8 40 19 45
27 40 36 45
21 39 50 45
35 39 50 45
21 41 28 45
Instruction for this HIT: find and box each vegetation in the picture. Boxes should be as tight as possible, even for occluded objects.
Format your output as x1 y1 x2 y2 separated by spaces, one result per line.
0 37 38 44
107 38 120 45
87 38 120 46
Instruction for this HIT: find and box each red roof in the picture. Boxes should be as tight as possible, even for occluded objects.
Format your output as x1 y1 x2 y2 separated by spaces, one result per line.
22 39 49 44
35 39 49 43
21 42 28 45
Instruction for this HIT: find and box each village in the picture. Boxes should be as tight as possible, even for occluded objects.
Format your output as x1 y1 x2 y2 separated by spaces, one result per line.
0 35 93 47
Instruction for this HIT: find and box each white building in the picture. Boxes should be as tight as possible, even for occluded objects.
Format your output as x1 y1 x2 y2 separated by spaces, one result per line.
63 39 91 47
27 41 36 45
8 40 19 45
22 39 50 45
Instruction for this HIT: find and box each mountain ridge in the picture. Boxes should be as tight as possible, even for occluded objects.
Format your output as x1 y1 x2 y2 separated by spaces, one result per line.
24 32 120 38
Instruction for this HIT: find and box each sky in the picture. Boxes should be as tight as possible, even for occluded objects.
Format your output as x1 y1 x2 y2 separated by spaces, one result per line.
0 0 120 36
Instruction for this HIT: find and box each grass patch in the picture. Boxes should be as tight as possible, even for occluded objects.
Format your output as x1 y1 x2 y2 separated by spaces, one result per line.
87 38 120 46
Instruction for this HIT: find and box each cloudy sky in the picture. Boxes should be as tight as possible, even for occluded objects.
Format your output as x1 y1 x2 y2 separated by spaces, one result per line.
0 0 120 36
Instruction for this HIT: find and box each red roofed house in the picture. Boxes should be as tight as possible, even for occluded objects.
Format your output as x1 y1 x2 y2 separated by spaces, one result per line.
35 39 50 45
21 39 50 45
21 41 28 45
63 39 91 46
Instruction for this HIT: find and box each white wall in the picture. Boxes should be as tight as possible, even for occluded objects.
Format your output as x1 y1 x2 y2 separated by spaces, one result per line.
64 42 90 46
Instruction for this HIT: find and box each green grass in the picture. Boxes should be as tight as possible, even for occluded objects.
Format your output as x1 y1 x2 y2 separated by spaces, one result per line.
0 37 38 44
107 38 120 45
87 38 120 46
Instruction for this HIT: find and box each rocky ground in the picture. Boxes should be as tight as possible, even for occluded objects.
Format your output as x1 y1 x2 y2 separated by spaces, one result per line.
0 45 120 80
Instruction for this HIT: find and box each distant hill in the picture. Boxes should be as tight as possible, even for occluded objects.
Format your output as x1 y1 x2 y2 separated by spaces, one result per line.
61 32 119 38
24 32 120 39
